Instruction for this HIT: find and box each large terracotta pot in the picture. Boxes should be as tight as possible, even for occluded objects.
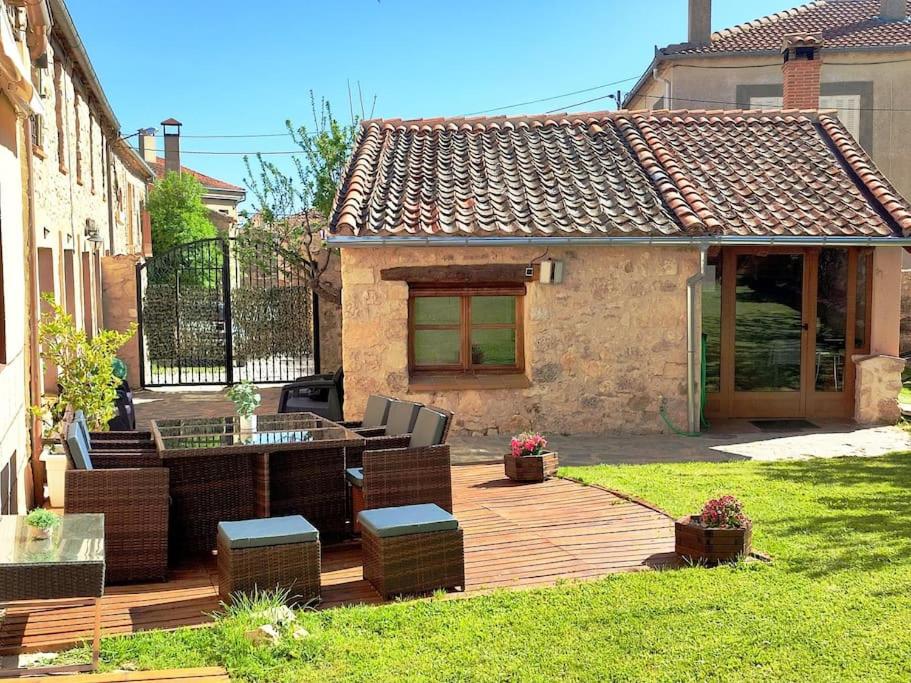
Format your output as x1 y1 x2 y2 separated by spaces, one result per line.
503 451 559 483
675 515 752 564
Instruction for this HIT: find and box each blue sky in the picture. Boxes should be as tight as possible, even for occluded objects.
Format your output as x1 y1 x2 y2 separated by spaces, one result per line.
68 0 788 208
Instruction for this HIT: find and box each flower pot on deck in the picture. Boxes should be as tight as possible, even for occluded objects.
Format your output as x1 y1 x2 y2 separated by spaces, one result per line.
503 451 559 483
40 444 70 508
675 515 752 564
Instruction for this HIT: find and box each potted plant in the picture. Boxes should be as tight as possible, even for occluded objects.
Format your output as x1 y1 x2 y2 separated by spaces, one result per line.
675 495 752 564
31 295 136 506
504 432 558 483
26 508 60 540
228 380 262 433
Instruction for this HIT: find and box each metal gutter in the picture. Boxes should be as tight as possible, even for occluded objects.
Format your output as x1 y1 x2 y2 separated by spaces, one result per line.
328 234 911 247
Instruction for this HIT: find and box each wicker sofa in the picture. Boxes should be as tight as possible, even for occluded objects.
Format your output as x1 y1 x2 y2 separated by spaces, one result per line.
63 423 169 584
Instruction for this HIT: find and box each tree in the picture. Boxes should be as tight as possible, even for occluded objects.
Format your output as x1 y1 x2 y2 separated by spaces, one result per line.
239 93 359 304
147 170 217 255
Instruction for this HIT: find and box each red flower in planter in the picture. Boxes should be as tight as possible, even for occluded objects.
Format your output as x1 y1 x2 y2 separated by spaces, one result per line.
699 495 750 529
511 432 547 457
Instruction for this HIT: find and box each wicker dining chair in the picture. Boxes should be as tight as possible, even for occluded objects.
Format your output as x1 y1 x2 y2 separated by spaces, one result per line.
63 422 170 583
74 410 155 451
348 407 454 518
345 400 424 469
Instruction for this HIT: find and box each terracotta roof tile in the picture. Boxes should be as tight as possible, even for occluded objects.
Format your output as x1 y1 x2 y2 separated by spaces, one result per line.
329 109 910 240
667 0 911 55
150 158 245 193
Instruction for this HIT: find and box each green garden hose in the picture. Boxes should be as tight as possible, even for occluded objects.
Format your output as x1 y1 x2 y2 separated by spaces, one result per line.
659 334 710 436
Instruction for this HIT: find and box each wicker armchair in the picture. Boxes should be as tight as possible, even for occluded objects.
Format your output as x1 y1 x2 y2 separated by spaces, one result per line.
63 428 169 584
348 407 454 523
345 400 423 469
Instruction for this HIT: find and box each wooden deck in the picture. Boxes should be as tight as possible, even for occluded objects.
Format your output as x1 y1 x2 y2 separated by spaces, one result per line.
26 667 229 682
1 464 676 657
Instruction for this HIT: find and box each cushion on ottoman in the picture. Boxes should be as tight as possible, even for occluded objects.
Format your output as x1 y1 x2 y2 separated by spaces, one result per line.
217 515 318 549
358 503 458 538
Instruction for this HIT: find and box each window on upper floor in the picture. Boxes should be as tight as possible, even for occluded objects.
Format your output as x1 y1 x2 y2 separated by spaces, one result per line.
408 286 525 375
749 94 861 141
53 60 66 173
74 90 82 184
88 112 95 193
29 113 44 153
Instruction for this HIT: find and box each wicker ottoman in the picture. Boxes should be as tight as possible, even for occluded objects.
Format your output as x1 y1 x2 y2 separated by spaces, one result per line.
359 503 465 599
217 515 320 606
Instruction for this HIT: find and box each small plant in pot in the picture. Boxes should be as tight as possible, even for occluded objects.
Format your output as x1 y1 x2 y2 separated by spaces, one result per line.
26 508 61 540
228 381 262 433
504 432 559 483
675 495 752 564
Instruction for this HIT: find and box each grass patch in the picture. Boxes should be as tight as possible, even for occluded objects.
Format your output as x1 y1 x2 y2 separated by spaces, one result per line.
70 454 911 681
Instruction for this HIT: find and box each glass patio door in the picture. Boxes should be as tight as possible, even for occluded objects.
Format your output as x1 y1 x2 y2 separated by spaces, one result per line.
707 247 869 420
730 252 807 417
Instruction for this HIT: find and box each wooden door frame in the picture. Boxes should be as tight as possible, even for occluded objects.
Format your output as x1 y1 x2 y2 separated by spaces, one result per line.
706 246 869 420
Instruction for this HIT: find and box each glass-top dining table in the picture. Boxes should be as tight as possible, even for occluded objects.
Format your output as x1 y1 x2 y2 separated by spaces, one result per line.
150 413 366 555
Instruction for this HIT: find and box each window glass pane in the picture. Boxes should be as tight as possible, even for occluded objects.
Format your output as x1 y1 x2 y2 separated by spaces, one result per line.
735 254 803 392
413 297 460 325
702 253 722 393
815 249 847 393
855 255 868 350
470 296 515 324
471 328 516 366
414 329 461 365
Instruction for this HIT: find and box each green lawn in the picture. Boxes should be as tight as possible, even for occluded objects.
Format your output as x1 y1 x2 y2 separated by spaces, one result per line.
70 454 911 682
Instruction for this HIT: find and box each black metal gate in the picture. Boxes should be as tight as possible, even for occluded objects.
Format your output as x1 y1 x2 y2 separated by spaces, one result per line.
136 238 319 386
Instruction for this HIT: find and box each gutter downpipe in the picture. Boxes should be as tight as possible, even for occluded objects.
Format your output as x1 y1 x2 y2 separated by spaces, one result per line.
653 65 672 109
686 245 708 433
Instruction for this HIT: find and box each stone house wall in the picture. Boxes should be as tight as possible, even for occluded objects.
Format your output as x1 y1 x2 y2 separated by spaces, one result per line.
29 35 150 395
341 246 696 435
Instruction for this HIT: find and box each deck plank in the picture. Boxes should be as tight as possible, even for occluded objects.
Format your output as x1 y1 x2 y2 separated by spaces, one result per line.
1 463 675 656
24 666 230 682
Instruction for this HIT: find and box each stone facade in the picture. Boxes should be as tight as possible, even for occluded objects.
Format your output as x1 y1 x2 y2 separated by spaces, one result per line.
341 246 696 435
853 354 905 424
317 250 342 373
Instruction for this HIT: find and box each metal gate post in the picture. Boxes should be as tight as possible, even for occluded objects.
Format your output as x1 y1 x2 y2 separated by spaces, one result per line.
222 239 234 385
135 260 147 387
312 289 321 374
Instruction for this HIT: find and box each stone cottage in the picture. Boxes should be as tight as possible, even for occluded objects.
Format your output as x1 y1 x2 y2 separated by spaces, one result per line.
327 38 911 436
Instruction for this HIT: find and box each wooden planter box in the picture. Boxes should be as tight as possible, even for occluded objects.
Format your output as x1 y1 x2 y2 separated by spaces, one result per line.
675 515 752 564
503 451 559 483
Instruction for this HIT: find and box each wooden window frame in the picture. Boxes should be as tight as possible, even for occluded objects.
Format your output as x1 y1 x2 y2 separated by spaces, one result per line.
408 285 525 376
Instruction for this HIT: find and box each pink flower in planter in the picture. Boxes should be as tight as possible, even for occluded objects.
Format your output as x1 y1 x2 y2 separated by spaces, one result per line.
510 432 547 457
699 495 750 529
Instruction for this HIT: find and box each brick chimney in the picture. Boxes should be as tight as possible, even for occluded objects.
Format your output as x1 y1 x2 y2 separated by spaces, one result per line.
781 33 823 110
688 0 711 45
880 0 907 21
161 118 182 174
138 129 156 164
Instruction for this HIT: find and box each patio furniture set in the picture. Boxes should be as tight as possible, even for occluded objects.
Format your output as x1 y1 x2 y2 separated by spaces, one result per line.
53 395 463 605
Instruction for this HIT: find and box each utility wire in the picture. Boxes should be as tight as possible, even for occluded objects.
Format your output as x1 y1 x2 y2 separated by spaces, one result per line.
462 76 640 116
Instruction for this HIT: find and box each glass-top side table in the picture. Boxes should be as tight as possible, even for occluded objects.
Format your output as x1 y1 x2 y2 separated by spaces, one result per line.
0 513 105 678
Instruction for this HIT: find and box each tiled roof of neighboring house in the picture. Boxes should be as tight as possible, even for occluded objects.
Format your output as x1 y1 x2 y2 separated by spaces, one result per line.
150 158 245 193
328 110 911 239
665 0 911 55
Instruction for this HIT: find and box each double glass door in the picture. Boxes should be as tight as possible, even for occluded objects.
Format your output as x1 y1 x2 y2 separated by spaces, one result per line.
704 247 871 419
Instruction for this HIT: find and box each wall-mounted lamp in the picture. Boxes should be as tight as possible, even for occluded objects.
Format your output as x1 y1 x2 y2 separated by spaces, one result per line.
539 259 564 284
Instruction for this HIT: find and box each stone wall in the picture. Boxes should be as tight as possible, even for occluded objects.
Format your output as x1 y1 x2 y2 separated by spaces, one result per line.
317 250 342 373
101 255 142 388
341 246 696 435
853 354 905 423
